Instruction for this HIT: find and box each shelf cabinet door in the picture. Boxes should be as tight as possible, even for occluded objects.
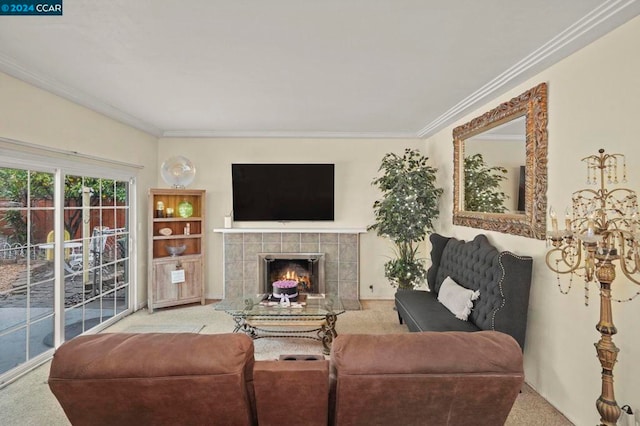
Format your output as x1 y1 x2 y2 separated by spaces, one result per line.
178 257 202 300
151 261 180 305
151 257 202 307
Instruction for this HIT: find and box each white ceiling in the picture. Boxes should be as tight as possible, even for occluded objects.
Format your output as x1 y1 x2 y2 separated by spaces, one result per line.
0 1 638 138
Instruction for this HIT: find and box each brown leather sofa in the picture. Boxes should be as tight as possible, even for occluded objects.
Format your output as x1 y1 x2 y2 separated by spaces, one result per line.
49 331 523 426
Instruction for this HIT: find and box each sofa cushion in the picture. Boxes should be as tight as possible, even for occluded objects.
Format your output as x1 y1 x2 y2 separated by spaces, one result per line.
395 290 480 333
437 276 479 320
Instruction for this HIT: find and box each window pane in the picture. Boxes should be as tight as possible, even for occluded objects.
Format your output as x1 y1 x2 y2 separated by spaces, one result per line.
115 181 128 206
0 287 27 332
64 308 83 341
114 228 128 261
114 259 128 286
31 208 55 286
64 306 101 341
0 328 26 375
29 171 54 207
0 167 28 208
101 179 117 207
64 277 86 308
29 315 54 358
0 209 27 245
30 279 54 320
101 293 115 321
115 286 128 315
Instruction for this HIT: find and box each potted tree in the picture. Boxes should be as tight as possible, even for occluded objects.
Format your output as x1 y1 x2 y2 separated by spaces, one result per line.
369 148 443 290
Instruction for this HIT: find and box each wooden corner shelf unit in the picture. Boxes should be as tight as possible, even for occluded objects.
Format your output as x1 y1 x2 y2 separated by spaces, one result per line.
147 188 206 313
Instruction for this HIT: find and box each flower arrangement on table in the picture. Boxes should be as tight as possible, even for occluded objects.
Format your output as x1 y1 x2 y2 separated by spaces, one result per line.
272 279 299 305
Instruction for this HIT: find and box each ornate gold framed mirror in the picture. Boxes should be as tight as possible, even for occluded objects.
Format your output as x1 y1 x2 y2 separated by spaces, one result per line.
453 82 548 239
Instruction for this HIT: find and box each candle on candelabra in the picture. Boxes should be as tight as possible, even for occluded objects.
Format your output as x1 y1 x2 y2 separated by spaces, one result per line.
586 211 596 237
564 208 572 232
549 207 558 234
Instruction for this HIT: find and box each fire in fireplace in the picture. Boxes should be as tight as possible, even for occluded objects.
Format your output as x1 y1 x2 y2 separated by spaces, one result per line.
258 253 325 295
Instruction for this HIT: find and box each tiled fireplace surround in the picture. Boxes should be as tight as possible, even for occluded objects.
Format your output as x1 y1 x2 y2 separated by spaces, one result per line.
221 230 361 308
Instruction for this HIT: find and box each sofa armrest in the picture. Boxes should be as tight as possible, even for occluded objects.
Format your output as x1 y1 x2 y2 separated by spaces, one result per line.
426 233 451 292
492 252 533 350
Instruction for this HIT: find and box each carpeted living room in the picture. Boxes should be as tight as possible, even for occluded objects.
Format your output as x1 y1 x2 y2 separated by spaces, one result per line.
1 2 640 425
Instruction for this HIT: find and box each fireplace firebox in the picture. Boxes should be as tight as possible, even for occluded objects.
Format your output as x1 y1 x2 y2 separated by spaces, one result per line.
258 253 325 295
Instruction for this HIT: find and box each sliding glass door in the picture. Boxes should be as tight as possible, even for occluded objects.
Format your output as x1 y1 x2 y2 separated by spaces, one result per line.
0 161 134 383
62 176 130 341
0 167 56 376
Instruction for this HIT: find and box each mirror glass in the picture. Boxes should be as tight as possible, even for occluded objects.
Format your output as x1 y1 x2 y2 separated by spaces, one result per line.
453 83 548 239
465 116 526 214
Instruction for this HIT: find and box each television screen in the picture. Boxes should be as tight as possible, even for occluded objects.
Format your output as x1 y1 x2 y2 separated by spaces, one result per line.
232 163 335 221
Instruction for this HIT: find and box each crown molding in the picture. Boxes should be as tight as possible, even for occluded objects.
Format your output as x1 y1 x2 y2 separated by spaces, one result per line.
0 53 162 137
417 0 640 138
161 130 418 139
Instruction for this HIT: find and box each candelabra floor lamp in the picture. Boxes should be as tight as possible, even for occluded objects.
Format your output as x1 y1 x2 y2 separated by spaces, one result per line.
546 149 640 426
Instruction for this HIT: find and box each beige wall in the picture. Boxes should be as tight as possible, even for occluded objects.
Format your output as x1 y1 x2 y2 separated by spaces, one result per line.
0 72 158 308
157 138 425 299
425 16 640 425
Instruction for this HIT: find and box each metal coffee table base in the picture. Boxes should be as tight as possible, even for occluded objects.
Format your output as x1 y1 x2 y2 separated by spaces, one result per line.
232 312 339 355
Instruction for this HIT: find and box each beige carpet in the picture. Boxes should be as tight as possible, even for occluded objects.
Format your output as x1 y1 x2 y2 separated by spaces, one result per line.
0 301 572 425
120 324 205 334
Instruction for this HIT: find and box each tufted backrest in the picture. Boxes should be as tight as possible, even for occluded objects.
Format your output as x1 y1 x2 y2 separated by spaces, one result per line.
427 233 533 349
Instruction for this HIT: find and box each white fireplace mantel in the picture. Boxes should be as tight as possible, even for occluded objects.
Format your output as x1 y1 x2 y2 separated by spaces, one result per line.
213 227 367 234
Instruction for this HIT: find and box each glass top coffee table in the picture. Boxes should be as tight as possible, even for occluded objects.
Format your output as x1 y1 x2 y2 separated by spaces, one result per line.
223 294 344 355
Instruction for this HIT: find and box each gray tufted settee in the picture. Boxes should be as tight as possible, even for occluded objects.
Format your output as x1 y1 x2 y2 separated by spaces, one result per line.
395 233 533 349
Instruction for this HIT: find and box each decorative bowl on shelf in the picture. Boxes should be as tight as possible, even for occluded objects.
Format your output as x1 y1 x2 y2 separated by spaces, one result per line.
165 244 186 257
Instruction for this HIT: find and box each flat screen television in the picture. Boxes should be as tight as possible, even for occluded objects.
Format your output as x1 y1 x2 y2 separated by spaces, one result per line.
232 163 335 221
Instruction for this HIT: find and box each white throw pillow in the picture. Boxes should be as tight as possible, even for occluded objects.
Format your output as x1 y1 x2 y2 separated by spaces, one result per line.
437 276 480 321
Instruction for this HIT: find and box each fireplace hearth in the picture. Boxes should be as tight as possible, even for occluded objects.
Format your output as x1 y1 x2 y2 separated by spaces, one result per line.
258 253 325 295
